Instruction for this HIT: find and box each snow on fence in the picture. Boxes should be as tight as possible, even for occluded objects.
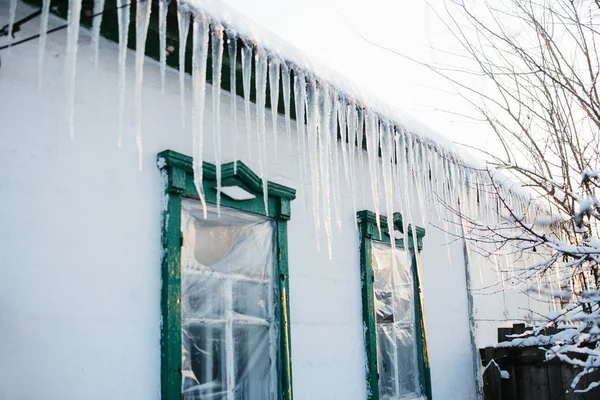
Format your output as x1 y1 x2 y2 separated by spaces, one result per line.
480 323 600 399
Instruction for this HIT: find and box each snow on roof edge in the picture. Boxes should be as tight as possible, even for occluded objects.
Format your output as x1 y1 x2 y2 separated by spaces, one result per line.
182 0 538 203
181 1 457 146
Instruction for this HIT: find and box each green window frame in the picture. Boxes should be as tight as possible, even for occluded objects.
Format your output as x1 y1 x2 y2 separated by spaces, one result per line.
356 210 432 400
158 149 295 400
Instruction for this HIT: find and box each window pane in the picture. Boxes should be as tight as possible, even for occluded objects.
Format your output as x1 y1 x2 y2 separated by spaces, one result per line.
375 290 395 323
393 284 413 324
182 274 225 319
181 201 275 280
233 281 270 320
377 323 423 400
182 323 228 400
394 324 421 397
377 324 398 398
372 245 395 293
233 324 273 400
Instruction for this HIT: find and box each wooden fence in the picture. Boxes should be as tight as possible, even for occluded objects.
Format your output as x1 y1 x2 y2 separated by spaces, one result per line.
480 323 600 400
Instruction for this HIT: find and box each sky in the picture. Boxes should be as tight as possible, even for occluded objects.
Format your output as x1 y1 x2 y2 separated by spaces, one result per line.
212 0 502 161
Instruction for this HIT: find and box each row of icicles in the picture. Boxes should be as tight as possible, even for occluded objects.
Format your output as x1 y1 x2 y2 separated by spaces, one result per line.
6 0 546 261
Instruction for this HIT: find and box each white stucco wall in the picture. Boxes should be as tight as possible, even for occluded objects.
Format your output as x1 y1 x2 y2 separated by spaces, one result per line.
1 2 479 399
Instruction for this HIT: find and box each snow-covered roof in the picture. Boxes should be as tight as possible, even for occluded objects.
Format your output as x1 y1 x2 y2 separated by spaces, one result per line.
182 0 459 153
6 0 543 257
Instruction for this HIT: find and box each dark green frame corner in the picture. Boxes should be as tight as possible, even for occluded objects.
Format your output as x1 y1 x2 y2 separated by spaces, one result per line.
356 210 432 400
157 149 296 400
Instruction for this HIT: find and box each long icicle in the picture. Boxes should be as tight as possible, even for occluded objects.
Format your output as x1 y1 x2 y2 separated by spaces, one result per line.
381 121 395 252
293 70 308 215
365 110 382 237
338 96 350 187
90 0 106 66
38 0 51 89
7 0 18 50
381 121 397 272
134 0 152 170
347 102 359 228
241 41 253 159
319 83 333 258
398 128 415 272
116 0 131 146
268 57 281 160
158 0 168 92
66 0 83 139
306 76 321 250
177 5 190 129
330 94 342 230
255 47 270 216
295 69 309 186
282 62 293 154
357 107 366 203
211 24 224 215
226 29 238 172
191 12 210 218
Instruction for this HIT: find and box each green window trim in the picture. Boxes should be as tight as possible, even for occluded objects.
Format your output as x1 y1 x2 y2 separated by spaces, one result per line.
157 149 296 400
356 210 432 400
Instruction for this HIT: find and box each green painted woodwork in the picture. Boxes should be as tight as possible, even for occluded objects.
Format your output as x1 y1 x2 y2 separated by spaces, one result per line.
158 149 296 400
23 0 296 118
356 210 432 400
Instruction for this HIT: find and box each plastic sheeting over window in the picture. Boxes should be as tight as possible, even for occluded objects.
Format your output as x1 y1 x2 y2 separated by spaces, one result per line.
181 199 279 400
371 241 424 400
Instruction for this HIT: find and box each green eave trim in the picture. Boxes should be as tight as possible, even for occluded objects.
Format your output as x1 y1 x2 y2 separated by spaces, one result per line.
22 0 297 118
158 149 296 202
356 209 426 250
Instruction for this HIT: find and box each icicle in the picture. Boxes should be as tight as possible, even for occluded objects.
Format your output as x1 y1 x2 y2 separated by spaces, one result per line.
407 134 422 244
318 83 333 258
116 0 131 146
365 110 381 237
241 42 253 159
66 0 83 140
338 97 350 187
381 121 395 253
255 47 270 216
411 139 428 229
159 0 168 92
7 0 17 51
177 6 190 129
191 13 210 218
392 127 403 215
90 0 106 66
211 24 224 215
38 0 51 89
423 139 435 219
134 0 152 170
281 62 293 153
293 70 308 206
268 58 281 159
306 76 321 249
226 29 238 172
396 128 413 268
347 102 359 228
406 133 422 269
357 107 366 203
294 69 309 184
330 94 342 230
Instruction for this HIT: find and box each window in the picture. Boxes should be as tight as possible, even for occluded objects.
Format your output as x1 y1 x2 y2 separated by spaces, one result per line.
158 150 295 400
357 210 431 400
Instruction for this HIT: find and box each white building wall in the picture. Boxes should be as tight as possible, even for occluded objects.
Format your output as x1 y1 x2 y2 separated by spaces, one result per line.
1 3 478 399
